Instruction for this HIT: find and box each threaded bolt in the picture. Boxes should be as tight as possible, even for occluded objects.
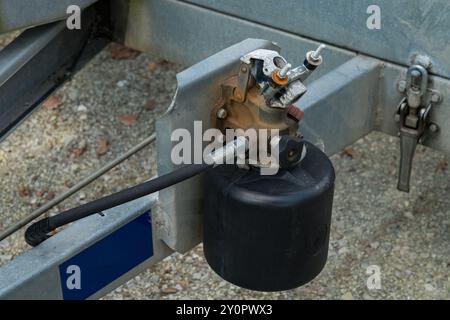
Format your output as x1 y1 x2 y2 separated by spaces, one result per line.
311 44 326 60
429 122 439 133
279 63 291 78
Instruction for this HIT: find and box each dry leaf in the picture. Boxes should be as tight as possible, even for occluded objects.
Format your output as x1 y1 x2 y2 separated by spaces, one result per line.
161 287 178 294
109 43 140 60
436 158 448 172
71 141 87 158
144 99 157 111
64 180 73 188
71 148 85 157
96 138 109 156
178 280 189 287
43 95 61 110
118 113 138 125
157 58 173 68
18 185 31 197
147 62 157 71
46 191 55 201
341 147 357 158
36 188 49 197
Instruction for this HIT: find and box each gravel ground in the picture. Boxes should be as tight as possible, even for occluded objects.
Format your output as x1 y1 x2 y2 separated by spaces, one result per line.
0 32 449 300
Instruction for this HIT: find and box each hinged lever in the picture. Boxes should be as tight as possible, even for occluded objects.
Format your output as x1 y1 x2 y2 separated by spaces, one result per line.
395 64 440 192
396 98 431 192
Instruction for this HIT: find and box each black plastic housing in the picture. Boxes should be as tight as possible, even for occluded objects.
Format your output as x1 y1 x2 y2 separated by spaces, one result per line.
202 141 335 291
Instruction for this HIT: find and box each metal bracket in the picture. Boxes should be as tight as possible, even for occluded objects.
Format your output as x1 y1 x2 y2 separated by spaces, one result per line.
235 61 252 103
395 64 442 192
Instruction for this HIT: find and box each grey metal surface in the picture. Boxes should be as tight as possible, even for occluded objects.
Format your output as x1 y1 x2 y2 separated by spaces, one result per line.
300 54 450 157
0 0 97 33
184 0 450 79
5 0 448 78
155 38 279 253
298 56 380 156
0 7 109 142
0 194 172 299
121 0 355 83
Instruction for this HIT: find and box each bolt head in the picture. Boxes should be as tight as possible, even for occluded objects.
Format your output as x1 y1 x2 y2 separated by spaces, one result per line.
241 66 247 73
429 123 439 133
216 108 228 119
431 93 440 103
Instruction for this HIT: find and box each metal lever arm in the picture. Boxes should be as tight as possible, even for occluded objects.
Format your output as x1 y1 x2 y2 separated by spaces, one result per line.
396 95 432 192
398 128 418 192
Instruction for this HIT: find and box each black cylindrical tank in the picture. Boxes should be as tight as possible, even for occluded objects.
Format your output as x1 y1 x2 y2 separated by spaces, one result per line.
202 141 335 291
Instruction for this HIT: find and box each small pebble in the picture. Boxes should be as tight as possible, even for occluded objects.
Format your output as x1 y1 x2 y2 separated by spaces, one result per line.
77 105 88 112
116 80 128 88
341 292 354 300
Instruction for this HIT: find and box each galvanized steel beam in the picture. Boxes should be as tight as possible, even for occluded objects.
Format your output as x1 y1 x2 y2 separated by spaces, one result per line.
0 195 172 300
0 5 109 142
184 0 450 79
121 0 356 83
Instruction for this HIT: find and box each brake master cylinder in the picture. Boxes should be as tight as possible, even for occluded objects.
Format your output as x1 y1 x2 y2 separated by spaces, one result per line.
202 45 335 291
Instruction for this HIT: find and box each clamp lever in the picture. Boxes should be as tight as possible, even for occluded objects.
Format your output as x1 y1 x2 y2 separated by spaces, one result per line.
395 64 436 192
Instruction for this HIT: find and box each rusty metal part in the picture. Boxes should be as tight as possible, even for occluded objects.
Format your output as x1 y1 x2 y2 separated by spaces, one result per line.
287 105 304 121
216 108 228 119
209 46 321 169
235 62 252 102
211 76 298 136
271 70 289 85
